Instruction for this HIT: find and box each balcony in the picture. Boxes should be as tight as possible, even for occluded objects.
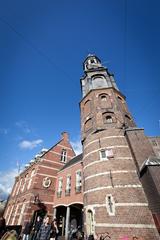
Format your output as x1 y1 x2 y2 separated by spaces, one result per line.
65 189 71 196
75 185 82 193
57 191 62 198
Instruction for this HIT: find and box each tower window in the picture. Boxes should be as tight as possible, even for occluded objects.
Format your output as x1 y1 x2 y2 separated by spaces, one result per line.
106 194 115 216
61 149 67 163
101 95 107 101
106 116 113 123
100 149 113 160
84 118 92 132
102 112 115 124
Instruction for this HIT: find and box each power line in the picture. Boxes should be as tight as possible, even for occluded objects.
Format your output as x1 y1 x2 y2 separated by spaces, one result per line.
0 16 74 81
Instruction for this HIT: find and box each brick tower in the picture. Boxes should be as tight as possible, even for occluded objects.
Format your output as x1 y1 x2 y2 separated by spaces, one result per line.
80 55 159 239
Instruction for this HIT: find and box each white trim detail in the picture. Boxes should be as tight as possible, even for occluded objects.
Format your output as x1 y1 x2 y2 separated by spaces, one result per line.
84 203 148 208
36 173 57 178
42 158 64 165
84 185 142 194
58 161 82 173
84 145 129 160
54 201 83 208
50 150 73 159
115 203 148 206
58 144 73 151
84 136 125 149
38 165 59 171
95 223 156 229
85 170 136 181
84 157 133 170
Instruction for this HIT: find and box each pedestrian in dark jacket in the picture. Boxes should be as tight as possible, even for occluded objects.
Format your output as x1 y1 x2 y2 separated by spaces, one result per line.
31 216 42 240
22 221 32 240
37 216 51 240
0 216 6 238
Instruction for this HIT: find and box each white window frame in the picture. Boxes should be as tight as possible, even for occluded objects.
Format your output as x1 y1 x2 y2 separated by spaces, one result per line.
99 149 114 160
61 149 67 163
58 177 63 193
11 203 19 225
76 170 82 187
66 175 71 191
12 181 18 197
16 178 22 195
18 202 26 225
27 169 35 189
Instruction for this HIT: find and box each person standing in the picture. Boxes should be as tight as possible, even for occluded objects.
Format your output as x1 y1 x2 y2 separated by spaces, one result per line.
31 216 42 240
22 221 32 240
0 216 6 238
50 219 59 240
37 216 51 240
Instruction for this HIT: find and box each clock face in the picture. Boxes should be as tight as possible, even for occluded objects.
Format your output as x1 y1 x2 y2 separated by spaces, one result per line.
42 177 51 188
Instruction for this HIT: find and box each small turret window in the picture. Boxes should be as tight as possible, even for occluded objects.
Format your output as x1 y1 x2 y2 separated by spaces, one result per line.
106 116 113 123
84 99 91 116
84 118 92 132
103 112 115 124
101 95 107 101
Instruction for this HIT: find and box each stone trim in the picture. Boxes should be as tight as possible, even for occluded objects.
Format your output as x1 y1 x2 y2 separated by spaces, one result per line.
50 150 73 159
84 185 142 194
36 173 57 178
42 158 64 165
83 157 133 170
38 165 59 171
84 136 125 149
84 203 148 208
95 223 156 229
85 170 137 180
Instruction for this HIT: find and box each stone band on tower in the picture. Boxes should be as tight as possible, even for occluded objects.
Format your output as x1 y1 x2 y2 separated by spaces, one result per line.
80 55 159 239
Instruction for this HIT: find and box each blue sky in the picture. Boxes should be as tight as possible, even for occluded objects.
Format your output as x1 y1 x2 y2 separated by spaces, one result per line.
0 0 160 197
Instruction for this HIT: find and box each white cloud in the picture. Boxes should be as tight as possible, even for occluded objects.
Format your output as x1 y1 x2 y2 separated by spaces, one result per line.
0 168 18 200
19 139 43 150
0 128 9 135
71 139 82 155
15 121 31 133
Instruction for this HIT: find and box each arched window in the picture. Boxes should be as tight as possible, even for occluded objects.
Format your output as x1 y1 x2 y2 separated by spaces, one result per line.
106 116 113 123
84 118 92 132
102 112 115 124
86 209 94 235
84 99 91 116
99 93 112 108
92 75 106 88
125 114 132 127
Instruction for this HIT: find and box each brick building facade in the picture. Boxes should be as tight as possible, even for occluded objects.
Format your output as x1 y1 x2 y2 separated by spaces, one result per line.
4 55 160 239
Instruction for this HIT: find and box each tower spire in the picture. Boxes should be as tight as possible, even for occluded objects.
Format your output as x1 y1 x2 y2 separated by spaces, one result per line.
81 55 119 98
